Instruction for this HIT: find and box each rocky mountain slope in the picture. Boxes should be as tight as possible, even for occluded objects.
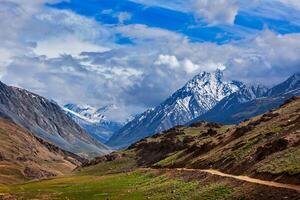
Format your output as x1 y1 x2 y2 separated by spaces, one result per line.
0 119 86 184
107 70 242 149
64 104 123 143
0 81 110 158
92 96 300 185
192 73 300 124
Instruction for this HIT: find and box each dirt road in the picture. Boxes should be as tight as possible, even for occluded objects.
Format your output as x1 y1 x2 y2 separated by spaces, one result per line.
144 168 300 193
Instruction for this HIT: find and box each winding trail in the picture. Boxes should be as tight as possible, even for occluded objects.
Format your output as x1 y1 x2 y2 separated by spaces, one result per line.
143 168 300 193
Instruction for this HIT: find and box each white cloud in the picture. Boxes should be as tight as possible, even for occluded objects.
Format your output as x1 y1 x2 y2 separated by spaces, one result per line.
224 30 300 84
154 55 180 68
182 59 200 74
34 35 109 58
154 55 200 74
116 24 186 43
3 26 300 115
130 0 188 12
193 0 238 25
117 12 132 24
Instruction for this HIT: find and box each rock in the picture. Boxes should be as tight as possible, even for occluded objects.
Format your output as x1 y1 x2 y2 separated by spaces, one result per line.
23 167 56 179
205 122 222 129
255 138 289 161
183 136 196 144
233 125 254 138
203 128 218 137
260 112 280 122
16 157 28 162
0 152 5 161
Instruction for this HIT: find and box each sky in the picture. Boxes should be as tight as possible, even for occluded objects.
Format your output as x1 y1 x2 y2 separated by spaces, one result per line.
0 0 300 122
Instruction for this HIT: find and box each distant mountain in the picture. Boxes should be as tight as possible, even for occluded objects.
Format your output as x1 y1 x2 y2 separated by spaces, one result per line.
0 81 110 158
63 104 123 143
192 73 300 124
107 70 243 149
268 73 300 96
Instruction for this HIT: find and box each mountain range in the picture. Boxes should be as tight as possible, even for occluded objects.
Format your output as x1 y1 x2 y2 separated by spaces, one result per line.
0 71 299 154
192 73 300 124
107 70 243 149
107 71 300 149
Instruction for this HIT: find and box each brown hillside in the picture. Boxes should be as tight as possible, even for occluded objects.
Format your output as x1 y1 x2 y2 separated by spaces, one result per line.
87 96 300 185
0 119 86 184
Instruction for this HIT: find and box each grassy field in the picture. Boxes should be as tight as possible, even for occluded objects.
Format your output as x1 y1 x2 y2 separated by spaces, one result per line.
0 158 236 200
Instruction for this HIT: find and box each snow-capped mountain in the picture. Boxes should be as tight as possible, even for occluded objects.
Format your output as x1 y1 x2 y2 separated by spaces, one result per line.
63 104 123 143
268 73 300 96
192 73 300 124
213 84 269 111
107 70 243 149
64 104 105 123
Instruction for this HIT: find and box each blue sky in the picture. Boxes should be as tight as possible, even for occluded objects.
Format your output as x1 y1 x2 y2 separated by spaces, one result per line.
50 0 300 43
0 0 300 121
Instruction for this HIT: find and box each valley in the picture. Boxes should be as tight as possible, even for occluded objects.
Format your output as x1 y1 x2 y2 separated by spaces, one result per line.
0 96 299 199
0 71 299 200
1 1 300 199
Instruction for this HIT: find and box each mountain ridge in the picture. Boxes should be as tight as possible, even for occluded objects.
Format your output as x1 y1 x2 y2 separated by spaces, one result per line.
0 81 110 158
192 72 300 124
107 70 243 149
107 72 300 149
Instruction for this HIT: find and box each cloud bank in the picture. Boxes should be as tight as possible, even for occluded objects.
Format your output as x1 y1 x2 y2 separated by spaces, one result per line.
0 0 300 119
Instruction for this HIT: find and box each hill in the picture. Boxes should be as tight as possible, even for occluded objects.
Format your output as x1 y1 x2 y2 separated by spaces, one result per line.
0 119 86 184
126 96 300 184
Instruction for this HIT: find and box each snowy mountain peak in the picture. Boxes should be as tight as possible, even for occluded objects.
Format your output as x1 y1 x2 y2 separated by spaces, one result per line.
187 70 222 88
64 104 105 123
107 70 244 149
218 84 269 108
63 103 123 143
180 69 242 103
